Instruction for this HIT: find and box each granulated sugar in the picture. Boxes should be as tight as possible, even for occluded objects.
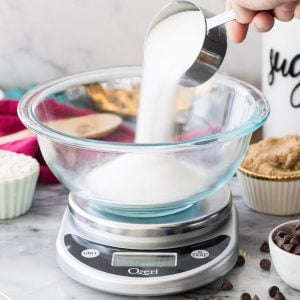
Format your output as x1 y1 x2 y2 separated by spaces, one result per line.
0 150 39 180
86 11 206 205
136 11 204 143
85 154 205 204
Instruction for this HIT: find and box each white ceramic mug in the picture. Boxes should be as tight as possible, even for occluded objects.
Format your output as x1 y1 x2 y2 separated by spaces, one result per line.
262 18 300 137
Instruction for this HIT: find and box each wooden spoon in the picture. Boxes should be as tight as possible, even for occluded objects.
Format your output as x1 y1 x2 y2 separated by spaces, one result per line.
0 113 122 145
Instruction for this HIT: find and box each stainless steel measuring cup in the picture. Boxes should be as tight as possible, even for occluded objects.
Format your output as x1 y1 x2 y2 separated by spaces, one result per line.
146 0 236 86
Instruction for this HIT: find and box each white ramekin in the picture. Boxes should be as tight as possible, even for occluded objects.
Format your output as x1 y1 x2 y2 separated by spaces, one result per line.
237 168 300 216
269 220 300 290
0 290 13 300
0 152 39 219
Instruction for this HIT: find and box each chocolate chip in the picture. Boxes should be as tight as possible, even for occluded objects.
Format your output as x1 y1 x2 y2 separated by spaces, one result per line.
293 245 300 255
276 230 287 238
240 293 251 300
268 286 279 297
290 235 300 246
252 295 260 300
283 234 293 243
219 279 233 290
274 237 286 248
282 243 294 252
274 291 285 300
236 255 245 267
260 258 271 271
260 241 270 253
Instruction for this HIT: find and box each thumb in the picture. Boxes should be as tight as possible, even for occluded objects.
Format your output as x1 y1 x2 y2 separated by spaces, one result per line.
295 1 300 18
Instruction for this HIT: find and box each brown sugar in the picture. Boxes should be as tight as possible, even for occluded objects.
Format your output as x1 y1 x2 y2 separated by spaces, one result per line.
241 135 300 177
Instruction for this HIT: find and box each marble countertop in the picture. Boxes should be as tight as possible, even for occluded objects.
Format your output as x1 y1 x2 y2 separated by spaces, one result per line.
0 178 300 300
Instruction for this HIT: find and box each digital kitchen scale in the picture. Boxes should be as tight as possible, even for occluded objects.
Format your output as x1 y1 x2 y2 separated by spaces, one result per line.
56 185 238 296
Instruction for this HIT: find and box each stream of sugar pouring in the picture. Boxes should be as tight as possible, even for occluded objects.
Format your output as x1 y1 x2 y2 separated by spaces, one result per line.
85 11 208 205
136 11 205 143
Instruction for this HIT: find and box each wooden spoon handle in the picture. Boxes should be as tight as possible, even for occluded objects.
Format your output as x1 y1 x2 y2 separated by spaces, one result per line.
0 113 122 146
0 129 33 145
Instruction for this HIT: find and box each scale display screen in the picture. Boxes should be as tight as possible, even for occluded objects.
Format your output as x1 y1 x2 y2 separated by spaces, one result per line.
112 252 177 267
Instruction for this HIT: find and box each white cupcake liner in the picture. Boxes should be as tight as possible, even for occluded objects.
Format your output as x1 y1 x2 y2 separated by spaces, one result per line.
237 169 300 216
0 170 39 219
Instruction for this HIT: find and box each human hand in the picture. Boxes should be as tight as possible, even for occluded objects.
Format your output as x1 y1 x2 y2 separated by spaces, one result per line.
226 0 300 42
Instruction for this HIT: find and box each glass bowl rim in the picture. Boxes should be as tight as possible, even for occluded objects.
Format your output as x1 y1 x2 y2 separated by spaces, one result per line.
18 66 270 152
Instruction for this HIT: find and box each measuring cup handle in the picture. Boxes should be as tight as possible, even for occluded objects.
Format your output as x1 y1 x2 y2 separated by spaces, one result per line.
206 10 236 31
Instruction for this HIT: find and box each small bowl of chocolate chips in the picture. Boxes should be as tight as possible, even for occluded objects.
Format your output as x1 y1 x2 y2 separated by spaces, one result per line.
269 220 300 290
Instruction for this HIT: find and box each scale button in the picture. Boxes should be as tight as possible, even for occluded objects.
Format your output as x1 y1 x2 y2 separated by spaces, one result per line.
191 250 209 259
81 249 100 258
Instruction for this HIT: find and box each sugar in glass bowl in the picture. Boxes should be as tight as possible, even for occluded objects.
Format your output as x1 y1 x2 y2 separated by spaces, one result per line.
18 67 270 217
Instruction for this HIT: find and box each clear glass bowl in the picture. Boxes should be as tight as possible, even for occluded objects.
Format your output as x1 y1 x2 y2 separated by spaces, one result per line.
18 67 270 217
